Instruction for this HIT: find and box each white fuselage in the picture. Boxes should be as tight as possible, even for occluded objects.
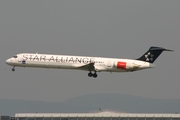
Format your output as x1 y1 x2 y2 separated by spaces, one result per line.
6 53 154 72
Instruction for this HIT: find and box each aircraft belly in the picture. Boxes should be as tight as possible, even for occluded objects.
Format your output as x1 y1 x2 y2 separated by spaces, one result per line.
16 61 75 69
111 68 127 72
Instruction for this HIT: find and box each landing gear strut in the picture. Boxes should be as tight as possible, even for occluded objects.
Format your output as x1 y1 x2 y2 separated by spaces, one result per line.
12 66 15 71
88 71 98 78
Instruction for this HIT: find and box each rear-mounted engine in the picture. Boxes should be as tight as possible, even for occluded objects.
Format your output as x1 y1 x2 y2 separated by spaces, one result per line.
117 61 126 69
116 61 140 70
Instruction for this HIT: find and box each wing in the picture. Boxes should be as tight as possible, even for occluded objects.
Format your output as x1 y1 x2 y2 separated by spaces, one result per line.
74 63 96 71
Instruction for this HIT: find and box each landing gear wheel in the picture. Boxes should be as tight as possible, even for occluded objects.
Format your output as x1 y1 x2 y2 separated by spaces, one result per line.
93 73 97 78
12 66 15 71
88 72 93 77
88 71 98 78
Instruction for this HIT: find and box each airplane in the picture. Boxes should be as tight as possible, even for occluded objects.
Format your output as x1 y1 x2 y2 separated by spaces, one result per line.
6 46 173 78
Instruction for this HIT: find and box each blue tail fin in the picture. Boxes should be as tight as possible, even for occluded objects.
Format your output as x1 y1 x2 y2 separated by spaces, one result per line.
137 46 173 63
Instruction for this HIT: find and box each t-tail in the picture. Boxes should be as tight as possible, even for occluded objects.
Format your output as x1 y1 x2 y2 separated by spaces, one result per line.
137 46 173 63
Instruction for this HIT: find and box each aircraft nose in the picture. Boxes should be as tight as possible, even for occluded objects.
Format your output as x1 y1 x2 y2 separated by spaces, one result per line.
6 58 11 65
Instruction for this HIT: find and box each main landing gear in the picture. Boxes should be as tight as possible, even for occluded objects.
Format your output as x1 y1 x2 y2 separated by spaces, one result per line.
12 66 15 71
88 71 98 78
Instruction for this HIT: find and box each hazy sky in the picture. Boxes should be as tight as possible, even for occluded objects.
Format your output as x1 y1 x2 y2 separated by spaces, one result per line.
0 0 179 102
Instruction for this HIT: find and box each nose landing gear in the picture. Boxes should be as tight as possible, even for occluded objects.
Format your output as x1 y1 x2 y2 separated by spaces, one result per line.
12 66 15 71
88 71 98 78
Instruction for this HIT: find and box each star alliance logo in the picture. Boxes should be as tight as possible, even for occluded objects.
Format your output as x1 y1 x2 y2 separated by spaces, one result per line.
145 52 154 62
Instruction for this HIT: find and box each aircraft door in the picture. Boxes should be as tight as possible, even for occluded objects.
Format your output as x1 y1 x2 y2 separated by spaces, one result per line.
106 60 113 69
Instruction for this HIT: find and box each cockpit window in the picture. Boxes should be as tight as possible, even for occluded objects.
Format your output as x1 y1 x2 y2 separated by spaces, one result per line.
13 55 18 58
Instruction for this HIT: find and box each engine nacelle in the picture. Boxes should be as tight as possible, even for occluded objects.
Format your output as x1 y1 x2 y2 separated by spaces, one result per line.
116 61 140 70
